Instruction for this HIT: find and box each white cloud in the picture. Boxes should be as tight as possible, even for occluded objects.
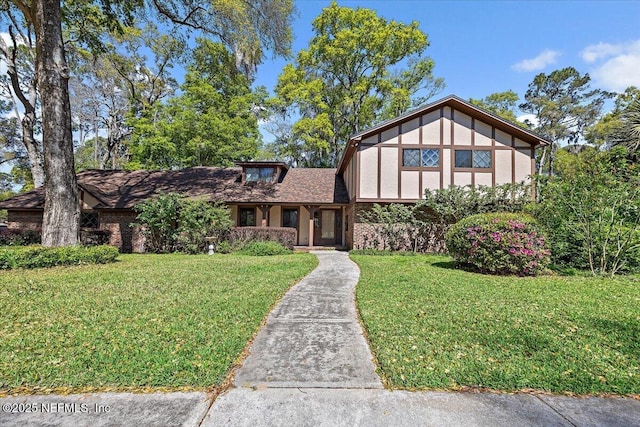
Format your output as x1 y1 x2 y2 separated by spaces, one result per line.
582 40 640 92
512 49 561 72
580 42 624 63
517 114 538 127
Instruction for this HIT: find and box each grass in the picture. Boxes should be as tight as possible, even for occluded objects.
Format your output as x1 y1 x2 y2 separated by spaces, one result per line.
352 254 640 396
0 253 317 395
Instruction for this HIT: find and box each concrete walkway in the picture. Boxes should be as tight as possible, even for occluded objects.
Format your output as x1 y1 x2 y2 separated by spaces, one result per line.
2 251 639 426
233 251 381 389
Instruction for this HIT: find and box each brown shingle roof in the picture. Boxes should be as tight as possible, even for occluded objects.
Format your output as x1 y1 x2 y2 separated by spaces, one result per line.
0 167 349 210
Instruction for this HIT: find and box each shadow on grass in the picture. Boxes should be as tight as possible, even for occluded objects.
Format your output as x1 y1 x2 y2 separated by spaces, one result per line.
589 318 640 359
431 260 458 270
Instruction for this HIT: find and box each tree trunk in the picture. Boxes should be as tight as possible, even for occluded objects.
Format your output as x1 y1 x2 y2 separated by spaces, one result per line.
21 111 45 188
34 0 79 246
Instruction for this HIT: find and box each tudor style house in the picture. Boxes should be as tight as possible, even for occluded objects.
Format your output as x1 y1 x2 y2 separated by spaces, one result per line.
0 95 549 252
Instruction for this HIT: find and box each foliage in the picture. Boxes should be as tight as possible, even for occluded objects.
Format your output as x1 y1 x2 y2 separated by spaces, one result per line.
609 97 640 161
176 200 233 254
238 241 291 256
585 86 640 153
70 25 182 170
469 90 526 126
414 182 532 252
532 147 640 276
78 229 111 246
358 203 419 251
134 193 182 253
215 240 233 254
0 253 316 393
127 39 264 169
134 193 233 254
349 249 416 256
0 229 40 246
272 1 443 166
0 245 118 270
354 254 640 395
230 226 297 250
445 212 550 276
519 67 613 175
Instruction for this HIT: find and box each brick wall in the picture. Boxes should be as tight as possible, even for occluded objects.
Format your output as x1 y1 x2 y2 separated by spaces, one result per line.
6 209 145 253
7 210 42 231
99 211 145 253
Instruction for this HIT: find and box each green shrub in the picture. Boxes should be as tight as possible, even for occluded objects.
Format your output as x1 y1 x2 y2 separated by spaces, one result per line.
215 240 233 254
230 227 297 249
349 249 417 256
532 147 640 276
238 241 291 256
445 213 550 276
134 194 233 254
0 230 41 246
0 245 119 270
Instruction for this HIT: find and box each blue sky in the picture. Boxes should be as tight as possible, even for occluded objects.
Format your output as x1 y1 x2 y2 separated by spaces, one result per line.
254 0 640 114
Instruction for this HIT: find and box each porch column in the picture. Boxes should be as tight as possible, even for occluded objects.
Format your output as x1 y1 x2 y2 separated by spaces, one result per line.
305 205 318 248
258 205 271 227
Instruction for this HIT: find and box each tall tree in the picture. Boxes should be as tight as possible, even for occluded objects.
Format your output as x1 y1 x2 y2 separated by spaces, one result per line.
128 39 265 168
469 90 525 126
274 1 443 166
70 25 182 169
586 87 640 161
0 7 44 187
519 67 612 175
3 0 294 247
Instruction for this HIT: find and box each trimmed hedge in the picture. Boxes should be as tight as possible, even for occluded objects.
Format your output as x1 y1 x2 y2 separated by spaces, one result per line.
445 212 550 276
230 226 297 249
0 229 41 246
238 241 292 256
0 245 119 270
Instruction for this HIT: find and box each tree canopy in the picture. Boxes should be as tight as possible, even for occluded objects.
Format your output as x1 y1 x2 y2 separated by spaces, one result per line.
272 1 443 167
519 67 612 175
128 39 265 169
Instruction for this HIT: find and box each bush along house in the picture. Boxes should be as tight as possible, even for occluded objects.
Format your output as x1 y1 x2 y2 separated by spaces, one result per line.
0 95 549 252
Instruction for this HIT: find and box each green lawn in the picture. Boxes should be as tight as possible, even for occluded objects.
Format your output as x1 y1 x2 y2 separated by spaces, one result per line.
353 254 640 395
0 253 317 395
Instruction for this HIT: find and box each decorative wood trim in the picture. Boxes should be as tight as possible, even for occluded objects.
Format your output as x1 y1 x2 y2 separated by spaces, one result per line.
492 127 496 186
511 135 516 184
398 124 403 199
356 148 361 200
471 117 475 146
377 132 382 199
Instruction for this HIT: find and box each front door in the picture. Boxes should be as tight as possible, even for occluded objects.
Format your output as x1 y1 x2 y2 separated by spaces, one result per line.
314 209 340 246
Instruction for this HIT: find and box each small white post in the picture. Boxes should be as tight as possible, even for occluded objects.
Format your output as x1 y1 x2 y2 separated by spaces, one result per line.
208 244 215 255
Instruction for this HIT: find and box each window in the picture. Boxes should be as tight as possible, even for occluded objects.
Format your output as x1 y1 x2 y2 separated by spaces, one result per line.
454 150 491 169
421 149 439 167
239 207 256 226
403 148 440 167
282 208 298 228
473 150 491 168
246 167 275 183
80 211 99 229
403 149 420 167
455 150 472 168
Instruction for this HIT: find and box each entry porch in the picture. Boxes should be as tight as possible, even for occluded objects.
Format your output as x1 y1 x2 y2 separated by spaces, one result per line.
229 204 347 248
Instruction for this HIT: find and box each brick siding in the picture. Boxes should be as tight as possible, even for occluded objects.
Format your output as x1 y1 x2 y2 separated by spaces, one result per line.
6 209 145 253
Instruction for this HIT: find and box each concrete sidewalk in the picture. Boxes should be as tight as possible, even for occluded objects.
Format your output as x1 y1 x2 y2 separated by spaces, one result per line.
1 251 639 426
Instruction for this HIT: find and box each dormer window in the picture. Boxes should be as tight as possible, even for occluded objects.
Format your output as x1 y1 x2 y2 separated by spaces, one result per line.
246 167 276 183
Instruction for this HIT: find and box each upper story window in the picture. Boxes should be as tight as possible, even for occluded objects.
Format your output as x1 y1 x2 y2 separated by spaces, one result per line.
455 150 492 169
246 167 276 183
403 148 440 168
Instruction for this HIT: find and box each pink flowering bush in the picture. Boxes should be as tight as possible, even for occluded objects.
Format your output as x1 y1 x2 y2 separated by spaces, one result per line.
445 212 550 276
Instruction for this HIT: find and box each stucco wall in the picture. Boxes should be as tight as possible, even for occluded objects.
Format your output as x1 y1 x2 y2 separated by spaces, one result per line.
354 105 536 201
